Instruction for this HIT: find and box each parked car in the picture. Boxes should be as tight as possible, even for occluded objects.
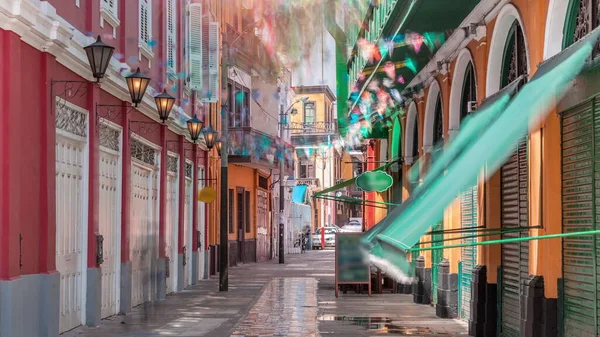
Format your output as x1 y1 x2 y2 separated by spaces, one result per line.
312 227 339 249
340 222 362 233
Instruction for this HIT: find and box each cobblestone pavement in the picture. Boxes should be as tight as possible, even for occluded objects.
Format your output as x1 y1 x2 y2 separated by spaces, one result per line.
64 250 468 337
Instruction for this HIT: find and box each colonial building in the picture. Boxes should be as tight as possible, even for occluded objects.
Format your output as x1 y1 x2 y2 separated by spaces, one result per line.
0 0 291 336
289 85 341 230
327 0 600 336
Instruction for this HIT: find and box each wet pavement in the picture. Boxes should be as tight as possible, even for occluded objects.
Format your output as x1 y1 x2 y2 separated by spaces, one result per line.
64 250 468 336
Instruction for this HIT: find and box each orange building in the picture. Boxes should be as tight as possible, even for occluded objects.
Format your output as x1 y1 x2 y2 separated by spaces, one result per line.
333 0 600 336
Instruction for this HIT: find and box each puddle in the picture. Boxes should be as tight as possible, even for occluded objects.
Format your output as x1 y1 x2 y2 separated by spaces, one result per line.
317 315 468 335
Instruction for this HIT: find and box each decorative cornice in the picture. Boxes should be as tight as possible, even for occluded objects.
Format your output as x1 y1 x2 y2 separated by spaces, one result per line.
0 0 191 139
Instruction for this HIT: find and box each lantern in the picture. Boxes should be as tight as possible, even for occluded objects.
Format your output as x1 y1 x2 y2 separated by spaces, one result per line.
125 67 151 107
84 36 115 82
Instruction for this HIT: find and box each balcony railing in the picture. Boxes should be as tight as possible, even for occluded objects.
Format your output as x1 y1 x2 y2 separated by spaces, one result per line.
289 121 337 134
296 178 320 187
228 127 294 169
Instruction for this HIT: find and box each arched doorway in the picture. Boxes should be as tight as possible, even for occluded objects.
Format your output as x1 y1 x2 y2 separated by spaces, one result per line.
498 19 529 337
458 61 478 322
430 92 445 305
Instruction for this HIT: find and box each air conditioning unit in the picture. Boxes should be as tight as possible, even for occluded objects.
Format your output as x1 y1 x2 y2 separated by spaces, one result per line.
467 101 477 113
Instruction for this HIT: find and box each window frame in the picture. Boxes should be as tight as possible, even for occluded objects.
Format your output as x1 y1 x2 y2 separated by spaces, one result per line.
303 101 316 125
139 0 154 59
165 0 177 78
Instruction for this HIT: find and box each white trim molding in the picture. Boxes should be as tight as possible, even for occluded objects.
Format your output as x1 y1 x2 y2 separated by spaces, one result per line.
486 3 531 97
448 48 476 135
423 79 441 150
404 101 418 160
544 0 569 60
0 0 193 140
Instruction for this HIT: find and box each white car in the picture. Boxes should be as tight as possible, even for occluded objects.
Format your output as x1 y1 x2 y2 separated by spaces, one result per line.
312 227 339 249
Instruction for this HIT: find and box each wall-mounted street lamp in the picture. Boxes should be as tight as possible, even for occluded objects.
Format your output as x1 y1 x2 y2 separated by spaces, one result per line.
154 89 175 123
187 114 204 143
125 67 151 107
83 36 115 82
202 126 219 150
215 139 223 157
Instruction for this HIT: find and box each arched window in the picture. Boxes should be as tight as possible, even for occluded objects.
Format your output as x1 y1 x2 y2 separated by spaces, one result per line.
460 62 477 123
412 115 419 158
565 0 600 49
433 95 444 146
501 21 527 88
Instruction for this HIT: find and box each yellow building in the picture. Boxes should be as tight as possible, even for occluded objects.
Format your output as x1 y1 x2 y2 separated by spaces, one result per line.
289 85 342 229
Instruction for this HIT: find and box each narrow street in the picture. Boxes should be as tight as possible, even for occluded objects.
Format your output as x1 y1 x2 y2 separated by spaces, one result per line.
64 251 467 337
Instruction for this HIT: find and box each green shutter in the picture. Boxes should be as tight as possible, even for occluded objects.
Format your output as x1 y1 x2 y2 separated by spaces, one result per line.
460 185 478 320
562 98 597 336
499 136 529 337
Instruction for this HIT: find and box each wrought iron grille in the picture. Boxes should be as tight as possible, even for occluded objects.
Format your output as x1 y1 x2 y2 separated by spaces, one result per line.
99 123 120 152
571 0 600 55
433 94 444 145
503 21 527 87
412 114 419 158
130 139 156 166
167 156 178 173
185 162 192 178
460 62 477 122
55 103 87 138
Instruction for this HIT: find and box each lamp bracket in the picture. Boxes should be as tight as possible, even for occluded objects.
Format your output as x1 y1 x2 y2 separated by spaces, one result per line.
96 104 137 125
166 140 197 153
51 80 88 114
129 121 160 136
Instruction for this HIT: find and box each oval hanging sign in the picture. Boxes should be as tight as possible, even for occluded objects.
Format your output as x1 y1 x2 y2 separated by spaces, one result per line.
198 187 216 203
355 171 393 193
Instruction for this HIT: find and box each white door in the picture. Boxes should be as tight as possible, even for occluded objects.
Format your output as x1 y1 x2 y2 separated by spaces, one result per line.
150 170 159 300
197 166 206 279
56 117 88 333
130 163 153 307
165 166 178 294
184 162 193 287
99 141 121 318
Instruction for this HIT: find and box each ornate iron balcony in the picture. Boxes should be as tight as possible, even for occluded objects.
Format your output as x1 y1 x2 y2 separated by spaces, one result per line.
296 178 320 187
289 121 337 134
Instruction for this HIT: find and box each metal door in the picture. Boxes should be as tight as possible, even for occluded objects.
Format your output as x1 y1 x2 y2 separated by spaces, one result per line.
500 137 529 337
184 161 193 287
562 99 597 336
99 136 121 318
431 222 444 304
165 165 178 294
56 129 87 333
459 185 478 320
130 162 154 307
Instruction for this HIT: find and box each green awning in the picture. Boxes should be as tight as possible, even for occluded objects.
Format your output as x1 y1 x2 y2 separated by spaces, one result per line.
313 160 397 197
364 33 599 281
313 194 400 209
478 74 526 111
531 27 600 81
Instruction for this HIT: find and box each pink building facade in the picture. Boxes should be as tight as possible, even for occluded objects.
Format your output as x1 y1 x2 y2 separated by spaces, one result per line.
0 1 211 336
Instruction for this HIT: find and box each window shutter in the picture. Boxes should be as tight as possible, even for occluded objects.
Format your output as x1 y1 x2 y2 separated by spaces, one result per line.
189 4 203 90
166 0 176 75
199 22 220 103
140 0 150 44
102 0 117 15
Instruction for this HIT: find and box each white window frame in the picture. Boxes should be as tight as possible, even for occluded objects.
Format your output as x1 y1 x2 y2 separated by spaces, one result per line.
166 0 177 80
139 0 154 60
183 0 192 93
100 0 120 38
